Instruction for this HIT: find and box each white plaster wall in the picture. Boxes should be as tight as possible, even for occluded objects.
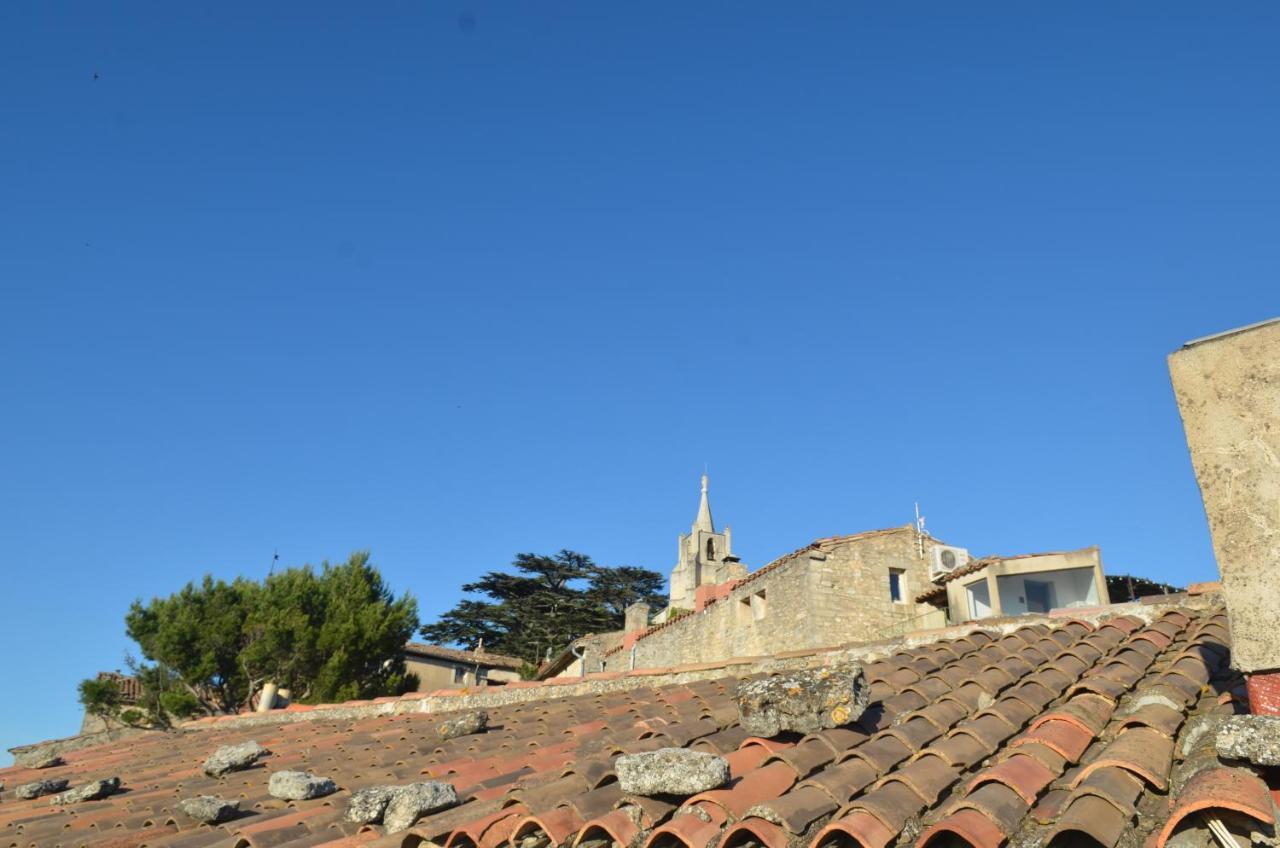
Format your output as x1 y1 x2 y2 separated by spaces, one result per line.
966 579 992 618
996 566 1097 615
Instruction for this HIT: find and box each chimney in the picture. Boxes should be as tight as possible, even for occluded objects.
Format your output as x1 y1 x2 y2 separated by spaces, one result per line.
1169 317 1280 714
624 602 651 634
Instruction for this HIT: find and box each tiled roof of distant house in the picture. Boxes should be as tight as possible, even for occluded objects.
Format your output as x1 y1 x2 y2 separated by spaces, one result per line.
539 632 625 679
742 527 935 590
95 671 143 705
403 642 525 670
2 596 1271 848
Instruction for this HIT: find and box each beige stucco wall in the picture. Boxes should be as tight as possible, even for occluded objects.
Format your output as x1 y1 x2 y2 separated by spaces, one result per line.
625 528 940 669
1169 318 1280 672
404 656 520 691
945 548 1108 623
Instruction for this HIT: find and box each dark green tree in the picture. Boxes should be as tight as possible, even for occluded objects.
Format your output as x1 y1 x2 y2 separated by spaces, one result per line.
240 565 326 702
306 552 420 702
128 658 202 726
1106 573 1185 602
584 565 667 626
122 551 418 714
125 575 256 713
420 551 666 664
77 676 123 727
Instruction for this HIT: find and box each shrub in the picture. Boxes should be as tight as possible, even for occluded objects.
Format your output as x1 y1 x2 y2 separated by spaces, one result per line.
77 676 122 724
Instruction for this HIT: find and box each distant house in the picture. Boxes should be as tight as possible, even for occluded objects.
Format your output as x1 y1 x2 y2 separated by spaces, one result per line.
916 547 1110 622
401 643 523 690
538 631 624 679
544 478 1114 676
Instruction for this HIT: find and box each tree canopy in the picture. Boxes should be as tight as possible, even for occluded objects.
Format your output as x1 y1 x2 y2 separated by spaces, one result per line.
122 551 418 715
77 676 122 726
1106 573 1185 602
420 550 665 665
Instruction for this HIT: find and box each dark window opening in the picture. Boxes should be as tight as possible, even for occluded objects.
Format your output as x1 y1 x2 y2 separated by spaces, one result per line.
1024 580 1053 613
889 569 905 603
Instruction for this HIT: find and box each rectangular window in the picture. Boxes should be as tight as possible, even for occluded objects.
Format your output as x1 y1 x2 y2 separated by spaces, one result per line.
1024 580 1053 614
750 590 768 621
967 579 992 619
889 568 906 603
452 666 465 684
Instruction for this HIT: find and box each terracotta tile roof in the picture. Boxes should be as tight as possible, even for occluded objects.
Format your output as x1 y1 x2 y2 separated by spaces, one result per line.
3 601 1270 848
914 584 949 605
1188 580 1222 595
403 643 525 670
741 526 928 590
919 556 998 597
95 672 143 705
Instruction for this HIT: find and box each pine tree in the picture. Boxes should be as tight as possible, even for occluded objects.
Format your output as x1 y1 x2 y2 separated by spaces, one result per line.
122 552 418 714
420 550 665 664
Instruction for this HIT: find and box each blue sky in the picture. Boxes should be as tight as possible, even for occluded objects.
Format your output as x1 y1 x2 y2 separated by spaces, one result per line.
1 3 1277 755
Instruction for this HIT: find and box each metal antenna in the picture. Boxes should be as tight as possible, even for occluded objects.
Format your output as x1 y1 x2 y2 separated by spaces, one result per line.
914 503 926 558
269 549 279 576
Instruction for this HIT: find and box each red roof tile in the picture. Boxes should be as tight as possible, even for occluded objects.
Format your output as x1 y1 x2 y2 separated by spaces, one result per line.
404 643 525 670
92 672 144 705
1155 765 1276 847
2 602 1263 848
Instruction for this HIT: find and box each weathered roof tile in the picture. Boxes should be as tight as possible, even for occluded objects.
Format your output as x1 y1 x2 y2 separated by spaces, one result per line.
2 606 1257 848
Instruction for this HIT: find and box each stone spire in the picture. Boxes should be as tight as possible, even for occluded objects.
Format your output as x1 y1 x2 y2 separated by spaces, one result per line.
669 473 745 610
693 474 715 533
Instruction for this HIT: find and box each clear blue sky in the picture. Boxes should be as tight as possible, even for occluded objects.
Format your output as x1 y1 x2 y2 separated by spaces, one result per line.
2 3 1277 755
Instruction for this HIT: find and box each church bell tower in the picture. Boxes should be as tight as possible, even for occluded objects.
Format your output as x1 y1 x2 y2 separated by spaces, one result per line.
669 475 745 608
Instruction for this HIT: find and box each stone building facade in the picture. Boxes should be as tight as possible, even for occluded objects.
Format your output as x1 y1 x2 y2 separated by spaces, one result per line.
614 526 949 670
538 631 624 679
540 475 1111 678
402 643 523 690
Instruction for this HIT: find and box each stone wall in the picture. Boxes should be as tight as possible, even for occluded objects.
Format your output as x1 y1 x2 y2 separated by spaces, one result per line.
549 632 623 679
1169 318 1280 674
621 527 941 670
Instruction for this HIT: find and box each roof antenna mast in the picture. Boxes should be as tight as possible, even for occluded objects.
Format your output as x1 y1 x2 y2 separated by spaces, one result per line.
269 549 279 577
914 503 926 558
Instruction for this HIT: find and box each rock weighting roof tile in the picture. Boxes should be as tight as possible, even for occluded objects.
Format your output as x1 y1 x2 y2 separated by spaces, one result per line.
2 600 1275 848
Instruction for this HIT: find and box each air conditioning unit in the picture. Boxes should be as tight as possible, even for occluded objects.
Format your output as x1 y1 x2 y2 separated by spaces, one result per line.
930 545 970 580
